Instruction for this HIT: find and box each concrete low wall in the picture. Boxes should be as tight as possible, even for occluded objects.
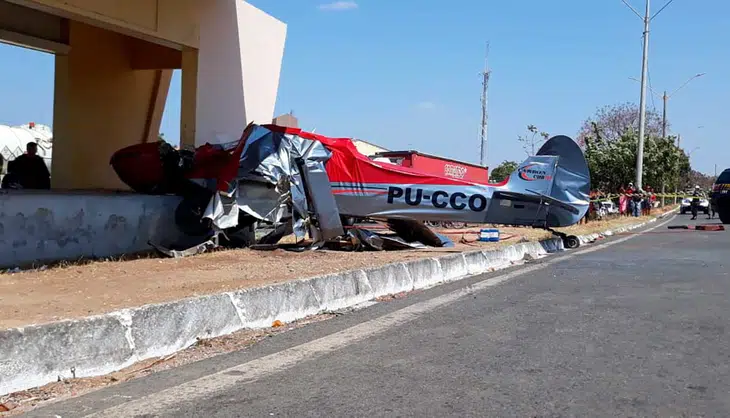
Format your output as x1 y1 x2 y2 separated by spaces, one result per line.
0 191 184 268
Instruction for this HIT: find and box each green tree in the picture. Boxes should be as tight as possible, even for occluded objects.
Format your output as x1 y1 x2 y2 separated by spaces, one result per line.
643 135 689 193
490 160 519 183
582 121 690 193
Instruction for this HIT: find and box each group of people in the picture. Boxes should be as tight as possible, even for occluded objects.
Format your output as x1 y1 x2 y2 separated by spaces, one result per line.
619 183 657 217
0 142 51 190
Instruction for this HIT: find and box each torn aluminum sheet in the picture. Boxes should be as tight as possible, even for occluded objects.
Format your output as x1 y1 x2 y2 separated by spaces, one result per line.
203 189 239 230
202 124 344 244
345 227 454 251
236 182 289 224
298 149 345 241
347 228 422 251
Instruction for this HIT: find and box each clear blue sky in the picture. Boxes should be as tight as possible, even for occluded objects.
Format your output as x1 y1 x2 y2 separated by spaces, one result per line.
0 0 727 175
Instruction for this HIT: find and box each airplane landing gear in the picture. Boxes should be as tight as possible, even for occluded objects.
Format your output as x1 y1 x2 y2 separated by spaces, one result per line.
546 227 581 249
563 235 580 249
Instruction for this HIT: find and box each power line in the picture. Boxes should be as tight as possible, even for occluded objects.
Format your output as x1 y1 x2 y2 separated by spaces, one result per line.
647 61 656 111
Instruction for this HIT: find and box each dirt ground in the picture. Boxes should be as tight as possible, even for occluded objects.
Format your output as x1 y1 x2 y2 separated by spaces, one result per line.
0 209 673 329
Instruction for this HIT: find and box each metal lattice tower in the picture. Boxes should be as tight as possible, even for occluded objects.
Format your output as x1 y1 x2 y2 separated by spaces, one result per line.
479 42 491 167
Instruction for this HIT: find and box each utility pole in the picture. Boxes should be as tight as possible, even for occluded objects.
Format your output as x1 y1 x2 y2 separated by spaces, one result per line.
622 0 676 190
662 91 667 138
675 133 681 204
479 42 491 168
634 0 650 191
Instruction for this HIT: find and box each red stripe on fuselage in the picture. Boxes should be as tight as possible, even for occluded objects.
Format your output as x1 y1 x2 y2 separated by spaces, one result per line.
265 123 510 189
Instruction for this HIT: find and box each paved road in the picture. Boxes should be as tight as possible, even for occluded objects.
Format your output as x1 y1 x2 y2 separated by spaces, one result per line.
29 214 730 417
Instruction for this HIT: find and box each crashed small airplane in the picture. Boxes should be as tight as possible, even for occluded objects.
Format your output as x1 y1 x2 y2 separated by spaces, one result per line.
110 123 590 256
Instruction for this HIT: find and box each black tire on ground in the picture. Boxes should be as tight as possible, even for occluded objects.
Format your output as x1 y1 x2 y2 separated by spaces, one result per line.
719 206 730 224
175 195 213 236
563 235 580 249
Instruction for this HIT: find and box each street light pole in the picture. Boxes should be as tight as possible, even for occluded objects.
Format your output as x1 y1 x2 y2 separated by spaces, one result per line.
622 0 677 190
635 0 651 191
662 91 668 138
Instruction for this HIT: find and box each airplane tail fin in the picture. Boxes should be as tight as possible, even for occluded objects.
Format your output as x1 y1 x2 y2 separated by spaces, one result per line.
535 135 591 225
491 135 590 228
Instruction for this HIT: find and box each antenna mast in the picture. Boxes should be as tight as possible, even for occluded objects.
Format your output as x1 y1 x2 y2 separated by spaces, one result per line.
479 42 491 167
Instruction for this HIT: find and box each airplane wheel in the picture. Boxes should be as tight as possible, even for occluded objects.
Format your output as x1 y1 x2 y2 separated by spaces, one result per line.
563 235 580 249
175 195 213 237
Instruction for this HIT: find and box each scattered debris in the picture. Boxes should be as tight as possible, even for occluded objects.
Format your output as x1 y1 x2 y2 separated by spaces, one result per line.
375 292 409 302
125 354 178 376
668 224 725 231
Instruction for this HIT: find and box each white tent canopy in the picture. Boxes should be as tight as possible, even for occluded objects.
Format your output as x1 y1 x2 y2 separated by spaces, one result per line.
0 123 53 170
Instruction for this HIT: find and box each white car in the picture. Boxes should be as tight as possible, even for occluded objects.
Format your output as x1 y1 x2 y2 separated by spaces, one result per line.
680 197 709 215
601 200 619 214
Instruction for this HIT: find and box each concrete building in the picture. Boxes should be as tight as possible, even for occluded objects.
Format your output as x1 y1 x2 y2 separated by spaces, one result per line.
0 0 287 267
1 0 286 190
352 138 389 157
272 113 299 128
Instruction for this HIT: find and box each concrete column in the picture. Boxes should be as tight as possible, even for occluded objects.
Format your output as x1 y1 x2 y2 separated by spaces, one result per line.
51 21 177 190
180 47 199 149
51 52 72 185
194 0 287 146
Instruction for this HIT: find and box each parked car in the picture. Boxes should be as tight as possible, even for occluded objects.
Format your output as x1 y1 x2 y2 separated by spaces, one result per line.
601 200 619 215
680 197 710 215
711 168 730 224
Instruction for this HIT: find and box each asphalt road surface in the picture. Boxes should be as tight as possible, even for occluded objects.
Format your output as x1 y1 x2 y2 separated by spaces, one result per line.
28 213 730 417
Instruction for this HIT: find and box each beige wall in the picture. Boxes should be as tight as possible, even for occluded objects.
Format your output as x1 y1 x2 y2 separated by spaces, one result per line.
8 0 201 49
52 21 172 190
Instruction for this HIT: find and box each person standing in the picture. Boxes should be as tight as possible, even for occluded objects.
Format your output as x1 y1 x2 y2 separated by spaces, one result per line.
619 186 628 216
630 187 642 218
690 185 702 220
9 142 50 189
626 183 638 217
